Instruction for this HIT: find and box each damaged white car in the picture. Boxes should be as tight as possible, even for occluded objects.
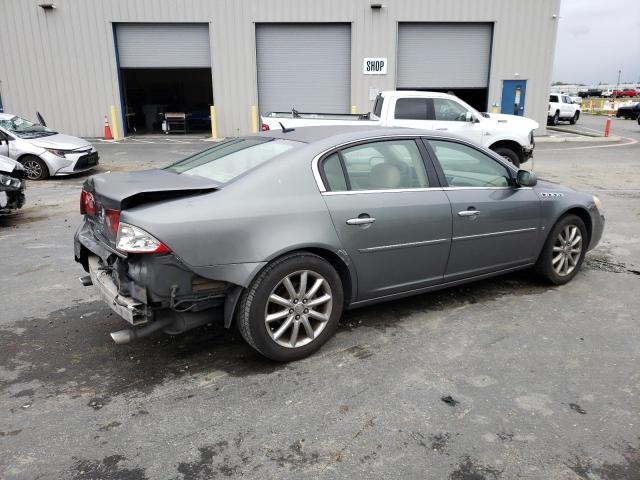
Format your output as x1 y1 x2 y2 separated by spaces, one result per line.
0 154 26 213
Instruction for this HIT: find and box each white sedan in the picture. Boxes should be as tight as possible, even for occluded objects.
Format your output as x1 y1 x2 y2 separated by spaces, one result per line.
0 113 98 180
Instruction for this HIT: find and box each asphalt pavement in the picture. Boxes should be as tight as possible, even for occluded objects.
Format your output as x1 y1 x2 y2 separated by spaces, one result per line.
0 118 639 479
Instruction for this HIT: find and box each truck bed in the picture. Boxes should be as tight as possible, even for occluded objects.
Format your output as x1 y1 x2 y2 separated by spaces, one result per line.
261 110 379 130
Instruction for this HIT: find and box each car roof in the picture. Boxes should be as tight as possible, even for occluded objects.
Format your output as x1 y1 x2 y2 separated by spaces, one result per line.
0 113 14 120
258 125 460 145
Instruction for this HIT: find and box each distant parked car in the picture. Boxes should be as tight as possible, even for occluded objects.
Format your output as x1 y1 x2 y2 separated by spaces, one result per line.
615 103 640 120
548 94 580 125
617 89 638 98
578 89 602 98
0 113 99 180
601 90 614 98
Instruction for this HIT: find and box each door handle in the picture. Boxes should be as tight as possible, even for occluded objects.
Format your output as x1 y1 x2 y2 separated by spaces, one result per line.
458 210 481 218
347 217 376 225
436 127 448 131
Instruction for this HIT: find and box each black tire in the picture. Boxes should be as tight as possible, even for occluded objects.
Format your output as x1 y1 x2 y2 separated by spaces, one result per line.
492 147 521 168
535 214 588 285
616 112 622 118
551 111 560 126
569 111 580 125
20 155 49 180
237 252 344 361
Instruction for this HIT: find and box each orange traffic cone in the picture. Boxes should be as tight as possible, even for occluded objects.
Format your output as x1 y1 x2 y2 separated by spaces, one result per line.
103 115 113 140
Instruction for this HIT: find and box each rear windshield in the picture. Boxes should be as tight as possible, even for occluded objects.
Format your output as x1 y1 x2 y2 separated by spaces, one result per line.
166 137 302 183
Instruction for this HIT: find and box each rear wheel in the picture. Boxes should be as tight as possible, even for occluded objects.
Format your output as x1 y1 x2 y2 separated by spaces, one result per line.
492 147 521 168
237 252 343 361
535 214 587 285
551 111 560 126
21 155 49 180
569 111 580 125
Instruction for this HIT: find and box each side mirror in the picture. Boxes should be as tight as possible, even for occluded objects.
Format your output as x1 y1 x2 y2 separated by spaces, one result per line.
465 111 473 122
516 169 537 187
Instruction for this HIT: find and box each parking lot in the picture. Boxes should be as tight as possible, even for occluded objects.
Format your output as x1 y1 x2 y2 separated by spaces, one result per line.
1 116 639 479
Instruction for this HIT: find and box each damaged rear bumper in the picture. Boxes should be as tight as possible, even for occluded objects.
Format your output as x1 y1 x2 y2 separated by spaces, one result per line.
88 255 148 326
74 219 246 342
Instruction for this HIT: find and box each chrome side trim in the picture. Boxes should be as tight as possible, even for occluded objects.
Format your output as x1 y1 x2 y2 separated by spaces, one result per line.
453 227 537 241
443 186 533 191
322 187 443 196
358 238 449 253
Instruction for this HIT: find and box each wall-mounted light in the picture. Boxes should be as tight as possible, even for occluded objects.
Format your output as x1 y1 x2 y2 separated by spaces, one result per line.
371 4 383 10
514 73 520 77
39 3 56 10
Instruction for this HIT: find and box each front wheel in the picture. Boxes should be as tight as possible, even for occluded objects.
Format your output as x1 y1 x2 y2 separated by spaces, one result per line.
535 214 588 285
21 155 49 180
237 252 344 361
492 147 520 168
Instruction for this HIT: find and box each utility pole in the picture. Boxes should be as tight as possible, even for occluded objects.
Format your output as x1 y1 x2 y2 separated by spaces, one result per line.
614 69 621 100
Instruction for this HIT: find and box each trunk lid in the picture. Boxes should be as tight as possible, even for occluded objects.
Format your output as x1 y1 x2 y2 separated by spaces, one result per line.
85 169 220 211
83 169 219 246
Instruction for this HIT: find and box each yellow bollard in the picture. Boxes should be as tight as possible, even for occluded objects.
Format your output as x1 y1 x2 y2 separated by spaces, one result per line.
210 105 218 139
491 104 499 114
351 105 357 114
251 105 259 134
109 105 120 140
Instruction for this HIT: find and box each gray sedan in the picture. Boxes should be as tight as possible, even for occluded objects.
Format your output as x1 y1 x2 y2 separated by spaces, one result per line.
74 126 604 361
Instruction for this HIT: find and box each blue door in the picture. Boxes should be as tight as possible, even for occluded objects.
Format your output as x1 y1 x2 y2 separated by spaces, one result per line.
501 80 527 116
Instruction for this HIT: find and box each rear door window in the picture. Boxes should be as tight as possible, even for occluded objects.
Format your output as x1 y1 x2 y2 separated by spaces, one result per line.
321 139 431 191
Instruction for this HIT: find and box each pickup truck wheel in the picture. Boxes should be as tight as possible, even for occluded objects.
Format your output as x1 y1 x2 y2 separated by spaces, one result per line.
21 155 49 180
492 147 520 168
569 111 580 125
535 214 587 285
237 252 343 362
551 111 560 126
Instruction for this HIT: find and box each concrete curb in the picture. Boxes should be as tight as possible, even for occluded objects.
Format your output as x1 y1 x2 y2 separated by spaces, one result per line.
535 134 621 143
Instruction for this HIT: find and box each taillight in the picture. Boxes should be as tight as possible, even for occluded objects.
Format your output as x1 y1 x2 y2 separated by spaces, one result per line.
261 123 270 131
116 222 171 254
104 209 120 236
80 190 96 216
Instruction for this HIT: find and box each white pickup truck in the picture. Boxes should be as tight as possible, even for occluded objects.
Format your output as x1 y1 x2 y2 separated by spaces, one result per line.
548 93 581 126
261 91 538 166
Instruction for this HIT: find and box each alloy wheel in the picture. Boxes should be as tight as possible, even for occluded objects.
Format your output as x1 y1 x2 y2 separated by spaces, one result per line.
552 225 582 276
264 270 333 348
23 159 43 180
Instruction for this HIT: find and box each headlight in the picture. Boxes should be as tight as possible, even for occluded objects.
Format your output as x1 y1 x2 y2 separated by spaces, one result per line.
116 222 171 254
593 195 604 214
45 148 70 158
0 173 22 190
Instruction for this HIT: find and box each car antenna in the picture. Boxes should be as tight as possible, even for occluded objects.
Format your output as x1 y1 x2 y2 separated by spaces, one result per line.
279 122 295 133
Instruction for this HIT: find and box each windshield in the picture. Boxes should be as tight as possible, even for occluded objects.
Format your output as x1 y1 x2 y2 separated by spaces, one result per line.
166 137 303 183
0 116 57 139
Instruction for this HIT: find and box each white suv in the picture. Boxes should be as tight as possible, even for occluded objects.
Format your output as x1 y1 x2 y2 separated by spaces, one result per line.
548 94 581 126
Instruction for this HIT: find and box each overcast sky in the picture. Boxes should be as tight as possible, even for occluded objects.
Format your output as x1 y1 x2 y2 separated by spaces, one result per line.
552 0 640 85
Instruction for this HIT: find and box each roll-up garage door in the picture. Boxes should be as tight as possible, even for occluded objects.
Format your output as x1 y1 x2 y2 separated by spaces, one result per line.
256 24 351 114
116 23 211 68
397 23 492 89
